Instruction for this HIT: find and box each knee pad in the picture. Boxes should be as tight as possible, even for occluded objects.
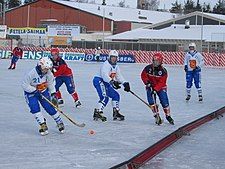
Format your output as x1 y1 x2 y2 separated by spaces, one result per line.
111 91 120 101
161 102 169 109
194 82 201 89
27 97 40 114
99 97 109 107
30 105 41 114
46 106 57 116
158 90 169 108
186 81 192 88
68 88 75 94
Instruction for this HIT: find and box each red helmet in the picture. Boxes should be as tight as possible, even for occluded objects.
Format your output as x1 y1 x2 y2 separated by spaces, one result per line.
152 53 163 67
51 48 59 56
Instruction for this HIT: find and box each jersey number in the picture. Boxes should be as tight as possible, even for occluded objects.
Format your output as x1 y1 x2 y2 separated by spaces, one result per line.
33 78 40 84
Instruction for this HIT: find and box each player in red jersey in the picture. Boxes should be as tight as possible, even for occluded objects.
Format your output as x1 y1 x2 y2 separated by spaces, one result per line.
141 53 174 125
8 46 23 69
50 48 82 108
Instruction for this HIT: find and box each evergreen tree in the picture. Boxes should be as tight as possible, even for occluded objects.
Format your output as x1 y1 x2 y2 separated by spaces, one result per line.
24 0 35 4
8 0 21 9
170 0 182 14
183 0 195 14
194 0 202 11
202 3 211 13
213 0 225 14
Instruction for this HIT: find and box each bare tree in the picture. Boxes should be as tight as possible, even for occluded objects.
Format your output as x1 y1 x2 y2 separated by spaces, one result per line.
149 0 160 10
140 0 159 10
8 0 21 9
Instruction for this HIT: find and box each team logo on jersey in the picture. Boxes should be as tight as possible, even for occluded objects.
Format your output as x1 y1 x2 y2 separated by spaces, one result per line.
189 60 197 69
148 68 152 74
158 71 162 76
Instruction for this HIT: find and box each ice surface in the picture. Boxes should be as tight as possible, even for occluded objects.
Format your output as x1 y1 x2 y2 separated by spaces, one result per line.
0 59 224 169
142 115 225 169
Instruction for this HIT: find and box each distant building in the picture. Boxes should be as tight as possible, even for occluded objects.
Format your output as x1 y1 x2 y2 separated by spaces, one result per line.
2 0 175 35
1 0 177 48
106 11 225 52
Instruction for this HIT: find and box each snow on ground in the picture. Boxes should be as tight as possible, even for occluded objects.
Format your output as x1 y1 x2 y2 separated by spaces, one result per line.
142 115 225 169
0 59 225 169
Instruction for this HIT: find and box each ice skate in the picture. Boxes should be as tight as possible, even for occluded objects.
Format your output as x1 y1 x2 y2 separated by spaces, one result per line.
186 95 191 101
75 100 82 108
113 108 125 121
198 95 203 102
57 122 65 133
154 114 163 125
93 109 107 122
166 115 174 125
39 122 48 136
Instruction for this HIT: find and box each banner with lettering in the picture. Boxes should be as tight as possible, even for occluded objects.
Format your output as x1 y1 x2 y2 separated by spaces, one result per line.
85 54 135 63
0 50 85 61
8 27 47 36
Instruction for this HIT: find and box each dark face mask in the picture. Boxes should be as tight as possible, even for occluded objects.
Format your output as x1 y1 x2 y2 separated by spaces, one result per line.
153 60 161 67
108 56 118 65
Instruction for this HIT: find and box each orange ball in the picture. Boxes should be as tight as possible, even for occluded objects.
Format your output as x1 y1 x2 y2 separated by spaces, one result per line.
89 129 95 135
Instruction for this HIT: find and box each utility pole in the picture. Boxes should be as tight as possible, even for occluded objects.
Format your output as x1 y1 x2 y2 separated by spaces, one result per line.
0 3 2 24
200 7 204 52
3 0 6 25
102 7 105 49
102 0 106 49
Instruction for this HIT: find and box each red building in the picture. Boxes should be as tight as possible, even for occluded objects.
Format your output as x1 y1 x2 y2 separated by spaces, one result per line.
4 0 134 34
3 0 175 34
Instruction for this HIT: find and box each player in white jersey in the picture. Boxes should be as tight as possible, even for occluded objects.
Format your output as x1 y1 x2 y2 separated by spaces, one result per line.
22 57 64 135
184 43 204 102
92 50 130 121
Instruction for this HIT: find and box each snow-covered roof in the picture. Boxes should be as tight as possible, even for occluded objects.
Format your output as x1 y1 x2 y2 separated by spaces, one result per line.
142 11 225 30
51 0 177 24
106 24 225 42
204 12 225 21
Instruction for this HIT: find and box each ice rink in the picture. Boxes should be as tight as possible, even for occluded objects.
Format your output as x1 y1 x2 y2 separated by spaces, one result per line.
0 59 225 169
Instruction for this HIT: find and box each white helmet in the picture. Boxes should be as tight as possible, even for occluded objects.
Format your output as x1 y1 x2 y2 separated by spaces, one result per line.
38 57 53 70
108 50 118 65
189 42 196 50
109 50 118 57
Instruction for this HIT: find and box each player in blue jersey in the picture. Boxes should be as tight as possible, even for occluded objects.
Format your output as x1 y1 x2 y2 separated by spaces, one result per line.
184 43 204 102
22 57 64 135
92 50 130 122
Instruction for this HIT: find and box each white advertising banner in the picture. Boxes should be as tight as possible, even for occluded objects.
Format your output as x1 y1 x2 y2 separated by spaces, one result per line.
8 27 47 36
0 25 7 38
47 25 80 38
